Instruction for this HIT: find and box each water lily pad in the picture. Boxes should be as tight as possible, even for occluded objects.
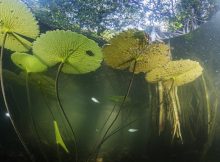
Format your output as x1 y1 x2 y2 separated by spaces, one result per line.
103 30 170 74
146 59 203 86
103 29 146 70
129 43 171 73
11 52 47 73
0 0 39 51
32 30 103 74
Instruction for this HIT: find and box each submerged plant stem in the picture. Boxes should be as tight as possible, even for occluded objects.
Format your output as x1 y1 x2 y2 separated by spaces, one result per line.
55 62 78 162
0 32 34 162
168 87 183 142
158 81 165 135
201 75 211 134
88 61 137 162
101 61 137 141
26 73 49 162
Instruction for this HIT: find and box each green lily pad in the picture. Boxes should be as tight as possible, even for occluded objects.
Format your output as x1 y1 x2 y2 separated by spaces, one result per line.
0 0 39 52
32 30 103 74
11 52 47 73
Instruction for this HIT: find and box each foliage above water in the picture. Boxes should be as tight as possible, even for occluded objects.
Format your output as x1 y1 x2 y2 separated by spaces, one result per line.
22 0 219 38
22 0 145 33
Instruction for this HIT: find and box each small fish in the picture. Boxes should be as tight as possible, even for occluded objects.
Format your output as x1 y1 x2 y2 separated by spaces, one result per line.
91 97 100 103
128 128 138 133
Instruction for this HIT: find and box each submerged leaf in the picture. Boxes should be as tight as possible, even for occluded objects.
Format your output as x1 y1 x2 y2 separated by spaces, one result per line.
146 59 203 86
0 0 39 51
32 30 103 74
11 52 47 73
53 120 69 153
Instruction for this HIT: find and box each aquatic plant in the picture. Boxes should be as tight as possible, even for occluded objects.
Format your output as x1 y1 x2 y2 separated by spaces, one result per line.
87 29 171 161
54 120 69 153
102 30 171 131
11 52 47 73
32 30 102 74
0 0 39 51
11 52 49 160
32 29 103 162
98 28 217 162
146 59 203 141
10 52 47 121
0 0 39 160
103 29 171 73
11 52 72 161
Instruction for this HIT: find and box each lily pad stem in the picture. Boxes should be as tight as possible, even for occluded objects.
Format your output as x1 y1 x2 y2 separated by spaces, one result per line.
55 62 78 162
88 61 137 162
0 32 35 161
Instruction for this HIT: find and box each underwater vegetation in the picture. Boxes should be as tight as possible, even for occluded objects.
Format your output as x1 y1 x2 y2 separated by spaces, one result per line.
54 120 69 153
32 29 102 162
0 0 39 161
146 59 203 140
101 29 217 158
0 0 218 162
0 0 102 161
